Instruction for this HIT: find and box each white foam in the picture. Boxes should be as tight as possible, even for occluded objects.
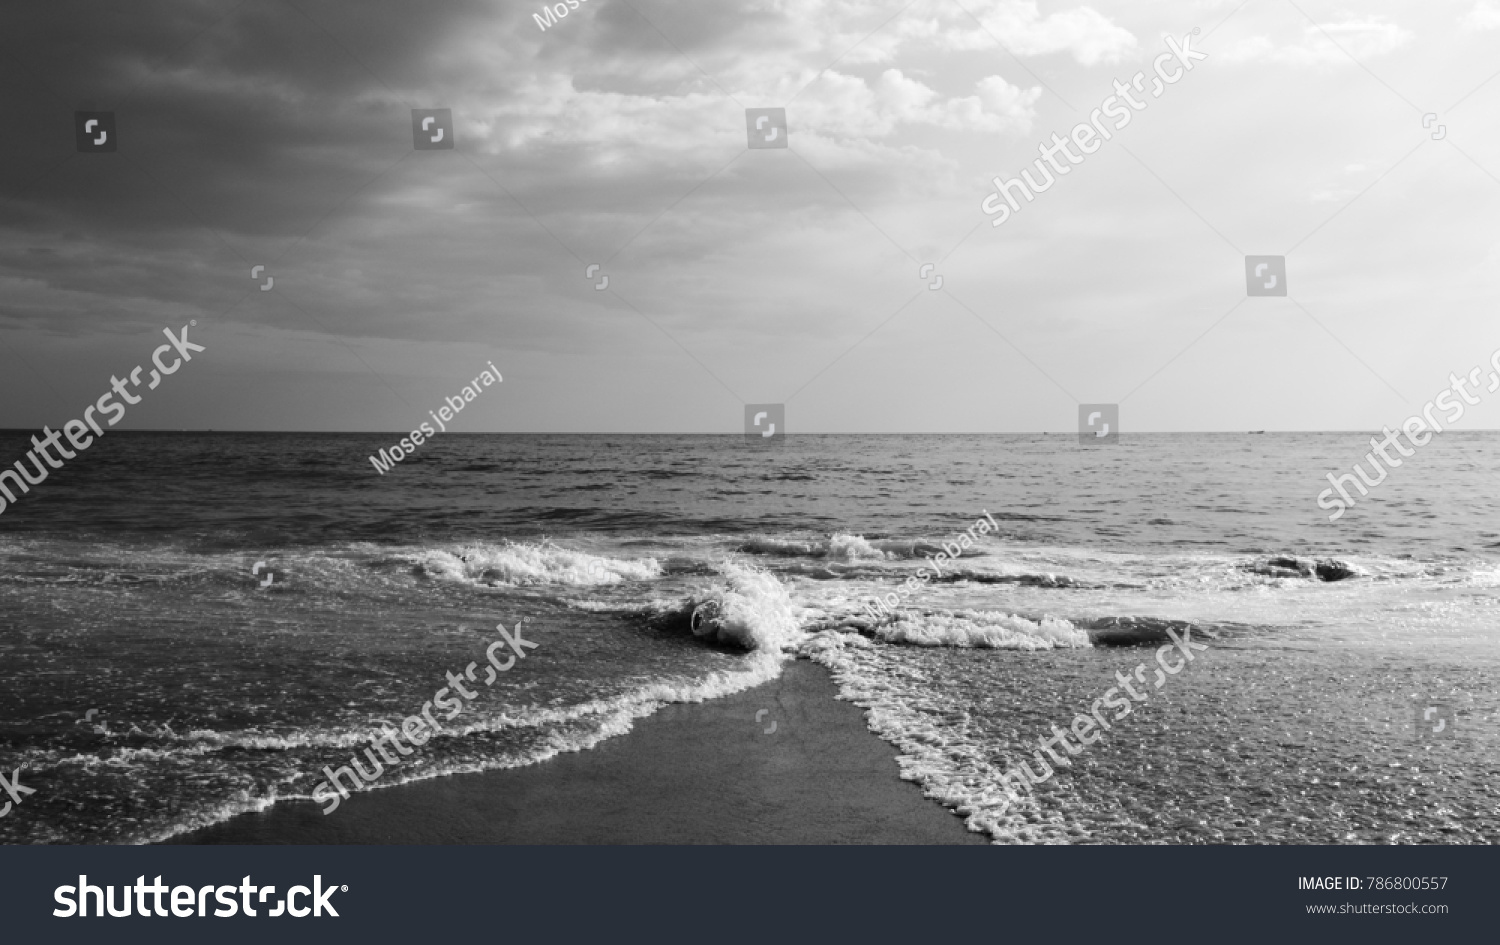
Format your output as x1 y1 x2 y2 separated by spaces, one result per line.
800 630 1077 844
1465 564 1500 586
561 598 661 613
825 533 893 560
147 651 789 844
740 533 906 561
687 561 803 651
411 542 662 587
872 609 1091 649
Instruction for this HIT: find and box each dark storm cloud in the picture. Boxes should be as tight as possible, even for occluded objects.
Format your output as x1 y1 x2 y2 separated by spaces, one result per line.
3 1 1487 434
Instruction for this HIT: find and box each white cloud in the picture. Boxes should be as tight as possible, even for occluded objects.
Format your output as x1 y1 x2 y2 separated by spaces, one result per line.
1220 18 1412 65
1463 0 1500 30
980 2 1140 64
785 69 1041 138
976 75 1043 129
843 0 1137 66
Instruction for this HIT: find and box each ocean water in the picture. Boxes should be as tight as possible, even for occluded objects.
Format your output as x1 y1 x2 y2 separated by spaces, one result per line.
0 431 1496 844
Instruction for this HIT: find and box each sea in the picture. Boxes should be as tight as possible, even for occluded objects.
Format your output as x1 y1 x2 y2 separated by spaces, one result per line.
0 431 1495 844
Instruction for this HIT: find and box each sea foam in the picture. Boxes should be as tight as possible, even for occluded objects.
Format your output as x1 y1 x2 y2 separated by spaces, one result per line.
684 562 802 651
738 533 957 562
871 609 1091 649
799 630 1075 844
411 542 662 587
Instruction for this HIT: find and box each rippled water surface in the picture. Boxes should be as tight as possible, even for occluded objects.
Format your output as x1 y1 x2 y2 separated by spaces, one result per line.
0 432 1495 843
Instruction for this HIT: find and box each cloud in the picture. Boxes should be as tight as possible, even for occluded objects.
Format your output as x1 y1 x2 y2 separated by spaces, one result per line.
1463 0 1500 30
1219 18 1413 65
976 75 1043 129
847 0 1136 66
866 69 1041 134
4 0 1493 436
973 1 1139 64
717 69 1042 143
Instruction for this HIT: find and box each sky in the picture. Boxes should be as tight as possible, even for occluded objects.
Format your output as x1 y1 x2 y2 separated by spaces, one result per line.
1 0 1498 433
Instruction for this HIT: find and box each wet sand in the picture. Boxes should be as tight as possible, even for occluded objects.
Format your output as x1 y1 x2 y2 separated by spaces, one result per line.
169 660 985 845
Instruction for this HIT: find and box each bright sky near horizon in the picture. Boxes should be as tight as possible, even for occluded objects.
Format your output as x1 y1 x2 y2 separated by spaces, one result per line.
1 0 1498 432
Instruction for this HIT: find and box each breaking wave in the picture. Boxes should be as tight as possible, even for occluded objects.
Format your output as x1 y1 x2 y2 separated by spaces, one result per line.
408 542 663 587
738 533 959 561
661 562 803 652
864 608 1091 649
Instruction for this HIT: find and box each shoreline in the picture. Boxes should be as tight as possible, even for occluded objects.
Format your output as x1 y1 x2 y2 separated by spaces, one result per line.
167 659 985 845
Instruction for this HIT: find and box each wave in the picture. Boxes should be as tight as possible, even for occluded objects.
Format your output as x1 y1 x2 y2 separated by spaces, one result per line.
792 596 1229 650
927 568 1097 588
406 541 662 587
1073 615 1223 647
862 608 1090 650
137 651 789 845
560 598 669 614
1467 565 1500 586
737 533 964 562
1245 555 1361 582
568 559 806 654
644 561 802 652
800 630 1071 843
783 559 1095 588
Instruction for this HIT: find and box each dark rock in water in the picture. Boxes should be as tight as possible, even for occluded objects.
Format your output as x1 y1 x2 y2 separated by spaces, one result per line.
1313 558 1359 582
1249 555 1360 582
960 571 1079 588
1081 616 1211 647
1252 555 1315 578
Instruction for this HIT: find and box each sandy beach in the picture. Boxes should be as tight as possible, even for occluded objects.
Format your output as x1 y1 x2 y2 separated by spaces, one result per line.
169 660 983 845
